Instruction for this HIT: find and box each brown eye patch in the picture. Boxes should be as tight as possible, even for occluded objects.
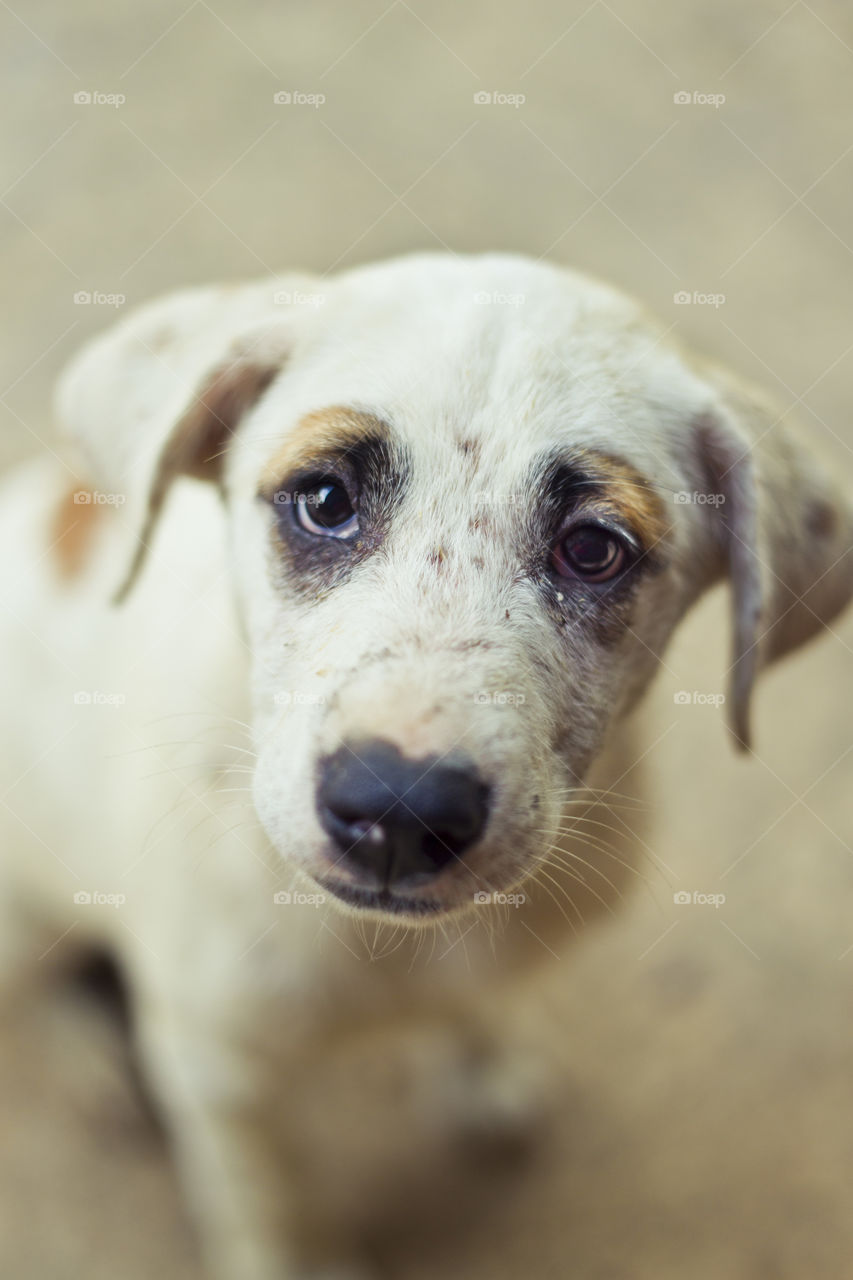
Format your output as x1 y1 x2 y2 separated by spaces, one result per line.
532 448 670 559
525 447 671 643
258 407 410 600
526 449 670 567
257 406 392 500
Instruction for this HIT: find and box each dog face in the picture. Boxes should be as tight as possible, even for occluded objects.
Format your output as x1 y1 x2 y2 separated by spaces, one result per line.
58 254 853 921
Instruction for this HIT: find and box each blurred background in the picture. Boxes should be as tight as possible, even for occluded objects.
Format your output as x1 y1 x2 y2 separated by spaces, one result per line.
1 1 852 1276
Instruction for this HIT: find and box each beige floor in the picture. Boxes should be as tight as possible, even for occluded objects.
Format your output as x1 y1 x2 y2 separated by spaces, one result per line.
1 0 853 1276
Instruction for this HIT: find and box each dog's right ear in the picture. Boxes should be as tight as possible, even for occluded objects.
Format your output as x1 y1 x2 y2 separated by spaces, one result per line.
688 366 853 750
56 282 307 601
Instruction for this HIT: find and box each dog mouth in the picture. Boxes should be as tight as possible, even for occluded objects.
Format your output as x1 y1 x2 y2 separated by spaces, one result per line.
317 876 448 919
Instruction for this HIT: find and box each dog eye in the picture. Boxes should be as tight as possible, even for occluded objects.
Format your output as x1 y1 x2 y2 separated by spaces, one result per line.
295 480 359 539
551 524 629 583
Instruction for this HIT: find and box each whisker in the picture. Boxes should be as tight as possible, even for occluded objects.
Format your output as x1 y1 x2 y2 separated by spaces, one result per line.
538 827 652 881
546 848 625 902
529 867 582 934
539 857 617 918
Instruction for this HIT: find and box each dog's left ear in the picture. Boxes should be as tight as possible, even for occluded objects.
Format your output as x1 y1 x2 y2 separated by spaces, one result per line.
56 282 302 600
689 367 853 750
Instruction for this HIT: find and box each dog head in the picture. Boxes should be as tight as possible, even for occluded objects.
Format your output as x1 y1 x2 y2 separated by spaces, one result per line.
57 254 853 921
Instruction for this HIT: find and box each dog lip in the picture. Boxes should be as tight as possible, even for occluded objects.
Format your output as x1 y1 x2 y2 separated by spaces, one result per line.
317 876 447 918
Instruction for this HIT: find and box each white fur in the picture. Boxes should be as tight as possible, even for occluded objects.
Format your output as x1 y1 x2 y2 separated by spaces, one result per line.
2 252 851 1279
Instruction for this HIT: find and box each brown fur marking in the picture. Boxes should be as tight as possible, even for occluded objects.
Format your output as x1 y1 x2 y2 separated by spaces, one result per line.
582 450 670 552
50 488 106 579
258 406 391 498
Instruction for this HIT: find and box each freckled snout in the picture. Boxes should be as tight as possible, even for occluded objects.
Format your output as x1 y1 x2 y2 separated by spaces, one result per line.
317 740 490 889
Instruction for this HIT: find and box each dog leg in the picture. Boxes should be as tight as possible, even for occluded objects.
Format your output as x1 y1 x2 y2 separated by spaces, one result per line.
136 1002 373 1280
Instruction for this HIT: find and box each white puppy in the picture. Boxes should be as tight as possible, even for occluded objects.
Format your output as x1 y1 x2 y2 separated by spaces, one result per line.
1 253 850 1279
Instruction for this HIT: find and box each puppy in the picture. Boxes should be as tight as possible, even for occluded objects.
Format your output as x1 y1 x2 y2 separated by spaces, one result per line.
1 253 850 1279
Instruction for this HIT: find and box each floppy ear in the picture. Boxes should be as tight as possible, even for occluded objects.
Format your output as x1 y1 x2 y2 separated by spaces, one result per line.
56 281 305 601
691 369 853 750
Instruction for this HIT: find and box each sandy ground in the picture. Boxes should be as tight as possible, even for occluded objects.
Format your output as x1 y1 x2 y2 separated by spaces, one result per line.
1 0 853 1275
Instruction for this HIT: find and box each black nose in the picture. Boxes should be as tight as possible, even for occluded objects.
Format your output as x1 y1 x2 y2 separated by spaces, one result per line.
317 740 490 889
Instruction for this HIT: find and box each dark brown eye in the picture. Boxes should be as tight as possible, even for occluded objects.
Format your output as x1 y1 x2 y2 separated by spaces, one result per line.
551 524 628 583
295 480 358 539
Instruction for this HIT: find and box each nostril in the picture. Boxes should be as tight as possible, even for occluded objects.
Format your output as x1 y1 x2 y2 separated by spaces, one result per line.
326 813 388 849
317 740 490 888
